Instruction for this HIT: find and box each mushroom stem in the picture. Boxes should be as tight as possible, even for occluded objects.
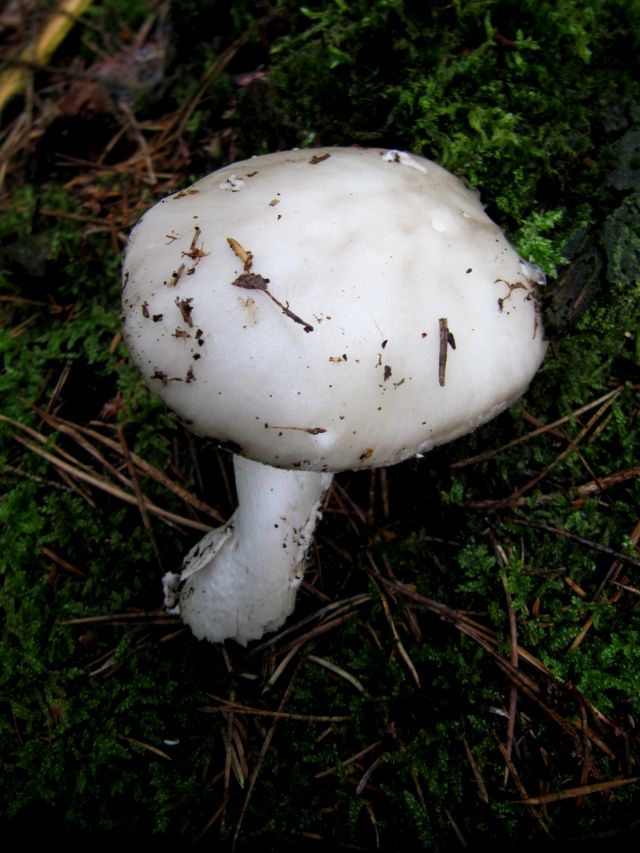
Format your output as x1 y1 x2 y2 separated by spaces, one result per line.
164 456 333 645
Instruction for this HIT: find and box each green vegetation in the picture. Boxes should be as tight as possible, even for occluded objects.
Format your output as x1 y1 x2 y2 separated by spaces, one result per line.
1 0 639 847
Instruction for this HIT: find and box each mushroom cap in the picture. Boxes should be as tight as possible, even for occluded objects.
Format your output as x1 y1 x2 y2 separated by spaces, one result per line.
122 147 547 472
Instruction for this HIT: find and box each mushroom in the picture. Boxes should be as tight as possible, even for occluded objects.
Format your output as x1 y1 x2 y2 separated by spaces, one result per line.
122 147 547 645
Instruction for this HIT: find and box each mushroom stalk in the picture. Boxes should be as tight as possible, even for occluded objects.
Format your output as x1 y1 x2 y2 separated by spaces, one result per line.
164 456 333 645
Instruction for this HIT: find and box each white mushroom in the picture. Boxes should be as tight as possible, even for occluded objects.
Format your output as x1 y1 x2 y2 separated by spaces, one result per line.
122 146 547 645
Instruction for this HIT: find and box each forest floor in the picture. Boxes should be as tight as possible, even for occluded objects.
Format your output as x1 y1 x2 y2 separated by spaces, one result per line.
1 1 639 849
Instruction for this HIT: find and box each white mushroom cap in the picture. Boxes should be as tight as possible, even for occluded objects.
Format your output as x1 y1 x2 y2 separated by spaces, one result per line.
122 147 547 474
122 147 547 645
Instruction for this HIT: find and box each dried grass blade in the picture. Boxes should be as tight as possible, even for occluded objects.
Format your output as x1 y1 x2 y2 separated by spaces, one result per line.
452 387 622 469
2 413 98 473
381 576 616 756
193 795 230 844
493 732 550 835
315 740 383 780
507 519 640 570
231 663 300 851
495 537 519 783
307 654 371 698
59 610 175 626
263 642 304 692
37 409 135 491
12 432 212 532
119 734 172 761
41 545 87 578
356 753 385 795
520 776 640 805
248 593 371 655
69 416 224 522
463 737 489 804
200 694 349 722
443 807 468 849
510 388 622 500
376 584 421 688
